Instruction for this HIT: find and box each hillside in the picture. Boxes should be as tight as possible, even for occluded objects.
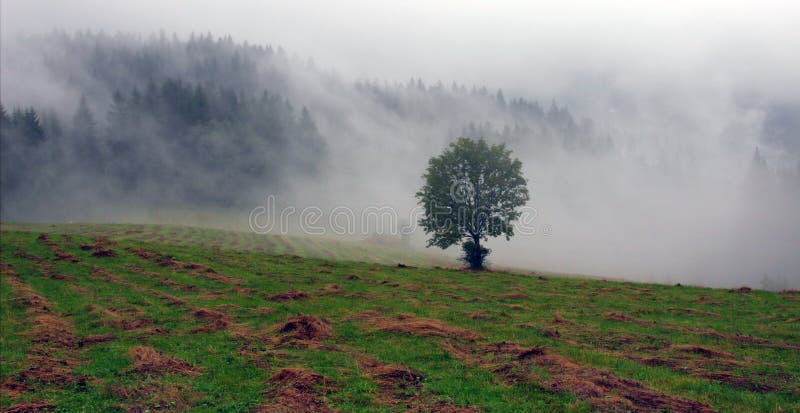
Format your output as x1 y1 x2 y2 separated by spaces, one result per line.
1 227 798 412
0 223 452 268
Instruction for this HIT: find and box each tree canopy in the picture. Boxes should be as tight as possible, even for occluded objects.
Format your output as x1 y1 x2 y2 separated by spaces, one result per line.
416 137 529 269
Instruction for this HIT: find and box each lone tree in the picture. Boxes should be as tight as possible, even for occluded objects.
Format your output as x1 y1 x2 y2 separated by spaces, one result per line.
416 137 529 269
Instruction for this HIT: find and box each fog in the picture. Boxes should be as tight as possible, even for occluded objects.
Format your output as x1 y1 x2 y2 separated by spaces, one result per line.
2 1 799 289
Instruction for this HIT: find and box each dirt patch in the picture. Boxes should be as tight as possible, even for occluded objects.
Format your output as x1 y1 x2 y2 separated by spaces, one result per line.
666 308 721 318
344 274 361 280
401 284 425 292
51 250 78 263
273 314 332 348
729 286 752 294
351 353 482 412
122 264 206 293
77 334 116 347
108 381 197 412
352 311 480 341
0 381 28 398
88 266 187 307
694 296 723 305
463 310 494 320
29 314 76 347
109 318 154 331
190 308 233 332
443 341 714 412
90 247 117 258
433 291 487 303
3 402 57 413
253 368 336 413
320 284 343 294
358 355 423 401
268 290 309 302
126 246 241 285
697 371 777 393
128 346 199 376
673 345 736 359
17 355 82 385
604 311 800 350
3 275 51 313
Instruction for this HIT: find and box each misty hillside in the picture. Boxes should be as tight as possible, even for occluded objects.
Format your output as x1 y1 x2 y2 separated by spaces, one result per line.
2 31 799 289
0 32 609 219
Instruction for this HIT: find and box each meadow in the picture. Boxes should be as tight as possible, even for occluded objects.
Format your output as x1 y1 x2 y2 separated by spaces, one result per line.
1 225 798 412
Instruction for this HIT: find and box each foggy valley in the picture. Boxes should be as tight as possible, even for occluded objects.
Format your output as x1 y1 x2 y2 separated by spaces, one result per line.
3 14 798 289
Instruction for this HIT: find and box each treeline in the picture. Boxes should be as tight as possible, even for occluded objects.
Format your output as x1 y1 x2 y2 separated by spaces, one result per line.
0 78 325 216
1 31 621 219
353 79 612 154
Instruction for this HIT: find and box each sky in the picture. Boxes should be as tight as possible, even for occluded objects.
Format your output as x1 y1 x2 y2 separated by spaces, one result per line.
3 0 799 101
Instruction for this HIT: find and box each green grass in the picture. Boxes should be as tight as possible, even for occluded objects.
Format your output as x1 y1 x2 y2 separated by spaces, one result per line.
0 223 451 268
1 225 798 412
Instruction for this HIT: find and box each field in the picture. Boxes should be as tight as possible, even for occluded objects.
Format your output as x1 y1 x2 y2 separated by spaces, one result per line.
0 223 451 268
1 225 798 412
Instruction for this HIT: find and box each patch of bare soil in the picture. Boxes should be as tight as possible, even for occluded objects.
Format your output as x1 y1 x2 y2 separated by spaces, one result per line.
108 381 197 412
320 284 343 294
401 284 425 292
358 355 448 410
36 233 79 263
357 356 423 397
463 310 494 320
729 286 752 294
190 308 233 332
273 314 333 348
351 311 480 341
2 265 87 395
3 275 51 313
2 401 57 413
77 334 116 347
81 244 117 258
666 308 721 318
122 264 206 293
28 314 76 347
604 312 800 350
126 246 241 285
128 346 199 376
672 345 736 359
355 355 480 411
0 381 28 398
549 319 778 394
442 341 715 412
268 290 309 302
88 266 187 307
17 356 82 385
494 292 528 300
252 368 337 413
110 318 154 331
693 296 723 305
432 291 487 303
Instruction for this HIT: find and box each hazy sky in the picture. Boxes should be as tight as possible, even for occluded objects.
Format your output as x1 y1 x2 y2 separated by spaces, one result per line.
3 0 799 100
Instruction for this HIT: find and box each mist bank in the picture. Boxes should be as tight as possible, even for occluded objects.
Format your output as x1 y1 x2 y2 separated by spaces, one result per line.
1 31 799 290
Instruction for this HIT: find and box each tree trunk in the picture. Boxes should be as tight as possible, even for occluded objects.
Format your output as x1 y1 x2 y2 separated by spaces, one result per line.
470 235 483 270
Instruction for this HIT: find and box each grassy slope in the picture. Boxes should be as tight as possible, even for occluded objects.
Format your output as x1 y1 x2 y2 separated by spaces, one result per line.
0 227 798 412
0 223 452 268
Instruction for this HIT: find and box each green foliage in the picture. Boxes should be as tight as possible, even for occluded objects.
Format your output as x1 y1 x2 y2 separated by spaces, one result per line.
417 137 529 269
